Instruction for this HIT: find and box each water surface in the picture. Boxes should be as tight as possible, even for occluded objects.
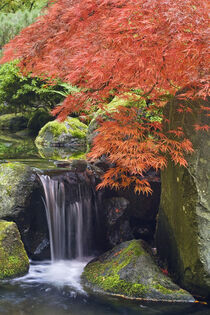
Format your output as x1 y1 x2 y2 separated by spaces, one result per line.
0 260 209 315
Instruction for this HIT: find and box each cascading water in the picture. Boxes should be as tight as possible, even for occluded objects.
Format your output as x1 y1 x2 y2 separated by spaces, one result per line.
39 173 98 261
11 172 106 296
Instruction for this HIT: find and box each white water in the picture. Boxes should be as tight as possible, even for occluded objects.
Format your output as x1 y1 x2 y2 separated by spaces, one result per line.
39 174 96 260
14 259 91 293
33 174 97 291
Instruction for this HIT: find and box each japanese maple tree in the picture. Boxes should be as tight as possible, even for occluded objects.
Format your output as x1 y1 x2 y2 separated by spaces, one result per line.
1 0 209 193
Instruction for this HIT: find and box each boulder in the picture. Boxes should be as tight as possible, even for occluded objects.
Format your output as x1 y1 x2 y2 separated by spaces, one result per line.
104 197 134 247
155 96 210 298
35 117 87 156
82 239 194 302
0 162 49 260
36 145 86 160
0 113 28 132
103 171 161 247
0 220 29 279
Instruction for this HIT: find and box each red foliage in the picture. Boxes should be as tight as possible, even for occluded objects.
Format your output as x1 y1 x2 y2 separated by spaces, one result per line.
161 268 169 276
1 0 209 193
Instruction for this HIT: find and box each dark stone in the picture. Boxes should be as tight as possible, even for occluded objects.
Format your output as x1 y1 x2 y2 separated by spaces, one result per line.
102 172 161 247
0 162 49 260
155 95 210 299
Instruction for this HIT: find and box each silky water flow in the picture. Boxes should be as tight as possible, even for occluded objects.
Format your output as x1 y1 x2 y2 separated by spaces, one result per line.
12 173 101 293
39 174 97 260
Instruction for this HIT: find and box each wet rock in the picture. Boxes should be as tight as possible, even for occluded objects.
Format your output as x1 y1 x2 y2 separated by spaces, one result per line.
156 95 210 299
0 220 29 279
103 175 161 247
104 197 133 246
0 162 49 260
82 239 194 302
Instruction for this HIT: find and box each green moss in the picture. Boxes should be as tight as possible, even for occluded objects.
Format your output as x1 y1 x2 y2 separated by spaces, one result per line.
0 162 33 219
82 240 194 301
69 152 86 160
0 220 29 279
65 117 87 139
153 284 174 295
83 240 149 297
35 117 88 146
84 261 148 297
97 274 147 296
40 120 68 138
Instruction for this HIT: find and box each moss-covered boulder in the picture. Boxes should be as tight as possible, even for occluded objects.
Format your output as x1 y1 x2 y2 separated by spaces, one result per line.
0 162 35 219
0 162 49 260
35 117 87 157
0 220 29 279
0 113 28 132
82 240 194 302
155 96 210 299
27 108 53 135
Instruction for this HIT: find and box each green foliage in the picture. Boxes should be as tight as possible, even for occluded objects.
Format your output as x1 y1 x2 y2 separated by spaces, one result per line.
0 0 48 13
0 8 46 54
0 60 73 114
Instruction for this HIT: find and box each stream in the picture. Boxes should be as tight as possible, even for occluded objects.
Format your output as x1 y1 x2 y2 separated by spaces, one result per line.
1 260 209 315
0 131 210 314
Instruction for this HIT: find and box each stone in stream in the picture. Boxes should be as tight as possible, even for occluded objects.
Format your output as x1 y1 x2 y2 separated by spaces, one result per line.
35 117 87 159
0 162 49 260
0 220 29 279
82 239 194 302
155 95 210 299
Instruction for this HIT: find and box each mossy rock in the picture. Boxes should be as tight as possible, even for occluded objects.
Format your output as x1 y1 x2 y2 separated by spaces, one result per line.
0 162 35 219
0 162 50 260
0 220 29 279
35 117 87 155
36 144 86 161
82 239 194 302
27 108 53 135
0 113 28 132
155 96 210 299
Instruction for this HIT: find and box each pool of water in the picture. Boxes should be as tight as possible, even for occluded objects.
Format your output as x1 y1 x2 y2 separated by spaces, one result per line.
0 130 39 160
0 260 209 315
0 130 74 169
0 131 85 166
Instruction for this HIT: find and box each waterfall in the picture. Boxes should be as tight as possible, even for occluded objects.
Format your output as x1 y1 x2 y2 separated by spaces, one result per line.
39 174 98 261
